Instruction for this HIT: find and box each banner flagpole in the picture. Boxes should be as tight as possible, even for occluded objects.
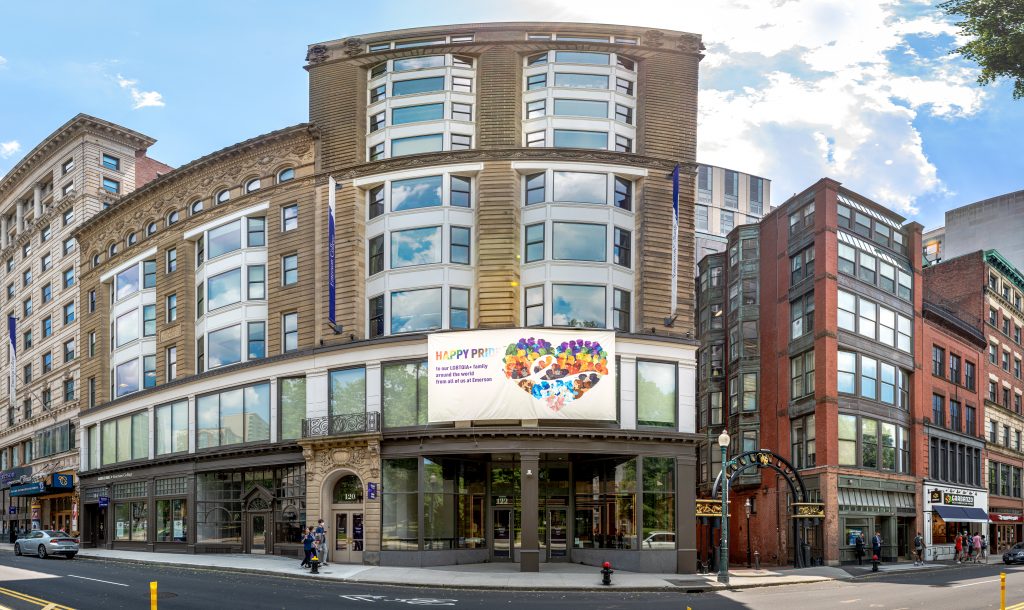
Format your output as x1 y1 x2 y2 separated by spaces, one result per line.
327 176 338 332
670 164 680 316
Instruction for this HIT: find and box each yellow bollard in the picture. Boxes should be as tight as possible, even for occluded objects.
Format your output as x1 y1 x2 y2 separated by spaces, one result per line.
1001 572 1006 610
150 581 158 610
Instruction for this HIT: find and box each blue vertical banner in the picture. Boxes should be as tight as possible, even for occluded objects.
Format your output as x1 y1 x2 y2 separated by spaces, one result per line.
7 316 15 407
328 176 337 326
670 164 680 315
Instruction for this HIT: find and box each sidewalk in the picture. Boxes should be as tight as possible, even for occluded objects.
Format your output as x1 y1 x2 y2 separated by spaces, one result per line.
0 543 852 591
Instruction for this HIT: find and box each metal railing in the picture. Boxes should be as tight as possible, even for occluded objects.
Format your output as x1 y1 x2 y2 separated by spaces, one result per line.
301 411 380 438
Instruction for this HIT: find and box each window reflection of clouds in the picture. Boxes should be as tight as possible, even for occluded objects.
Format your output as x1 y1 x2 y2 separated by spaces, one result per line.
390 227 441 268
391 287 442 334
392 103 444 125
207 268 242 310
208 324 242 369
391 134 443 157
392 76 445 96
115 359 139 397
553 99 608 118
553 130 607 150
552 222 606 261
553 73 609 89
115 266 140 300
552 284 605 327
391 176 443 211
393 56 445 71
116 310 139 347
208 220 242 259
553 172 607 204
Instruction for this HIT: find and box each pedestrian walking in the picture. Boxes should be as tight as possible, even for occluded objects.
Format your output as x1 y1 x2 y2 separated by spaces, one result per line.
913 532 924 565
955 532 963 564
981 534 988 560
973 532 982 563
301 525 315 568
872 531 882 562
315 518 329 566
855 534 865 565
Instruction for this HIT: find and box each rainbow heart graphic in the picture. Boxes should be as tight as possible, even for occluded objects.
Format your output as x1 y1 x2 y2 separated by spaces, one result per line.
502 337 609 412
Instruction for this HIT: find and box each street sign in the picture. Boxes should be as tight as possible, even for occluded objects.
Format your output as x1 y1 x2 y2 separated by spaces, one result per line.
367 482 377 500
7 506 14 515
98 496 109 508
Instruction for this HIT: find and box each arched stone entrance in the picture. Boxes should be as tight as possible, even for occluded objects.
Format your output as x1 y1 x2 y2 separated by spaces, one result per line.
301 437 380 565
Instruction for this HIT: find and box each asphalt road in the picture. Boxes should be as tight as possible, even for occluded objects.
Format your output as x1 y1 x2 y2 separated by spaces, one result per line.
0 553 1023 609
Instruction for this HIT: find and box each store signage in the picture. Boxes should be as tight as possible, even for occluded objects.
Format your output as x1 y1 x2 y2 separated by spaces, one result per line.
992 513 1024 522
98 496 109 508
943 493 975 507
51 474 74 489
10 482 44 497
427 329 616 422
96 472 133 482
367 482 377 500
7 506 14 515
928 486 978 507
0 467 33 488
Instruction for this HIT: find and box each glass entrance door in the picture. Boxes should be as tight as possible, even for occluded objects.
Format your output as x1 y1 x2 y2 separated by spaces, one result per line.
547 508 568 560
334 511 364 564
249 514 267 554
493 508 513 560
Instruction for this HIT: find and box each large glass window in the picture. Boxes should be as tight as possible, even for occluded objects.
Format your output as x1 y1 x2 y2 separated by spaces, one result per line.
115 265 140 301
279 377 306 441
392 103 444 124
553 130 607 149
391 227 442 268
115 359 140 397
838 351 856 394
383 361 428 428
641 457 675 549
552 284 605 328
382 458 419 549
197 383 271 449
573 457 636 549
208 220 242 259
839 414 857 466
207 325 242 369
553 73 609 89
329 368 366 420
553 99 608 118
552 222 606 262
554 51 609 64
391 176 442 211
392 134 443 156
207 269 242 311
525 223 545 262
552 172 606 204
156 498 187 543
392 76 445 96
155 400 188 456
116 309 139 347
101 411 149 465
391 288 442 334
114 501 147 541
637 361 676 427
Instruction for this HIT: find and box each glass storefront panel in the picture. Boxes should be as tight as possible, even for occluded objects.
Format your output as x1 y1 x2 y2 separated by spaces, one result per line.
156 499 187 542
423 458 486 550
642 457 675 548
382 458 418 550
573 457 637 549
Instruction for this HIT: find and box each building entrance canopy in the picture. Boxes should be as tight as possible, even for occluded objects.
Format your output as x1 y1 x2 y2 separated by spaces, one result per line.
932 505 989 523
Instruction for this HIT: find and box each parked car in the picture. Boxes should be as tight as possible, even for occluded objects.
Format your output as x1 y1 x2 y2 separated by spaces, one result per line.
13 530 79 559
1004 542 1024 565
643 531 675 549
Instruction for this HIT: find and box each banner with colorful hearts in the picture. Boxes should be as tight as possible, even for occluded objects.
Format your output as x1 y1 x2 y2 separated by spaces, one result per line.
428 329 616 422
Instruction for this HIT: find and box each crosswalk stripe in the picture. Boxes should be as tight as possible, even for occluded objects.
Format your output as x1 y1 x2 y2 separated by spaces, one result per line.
1004 602 1024 610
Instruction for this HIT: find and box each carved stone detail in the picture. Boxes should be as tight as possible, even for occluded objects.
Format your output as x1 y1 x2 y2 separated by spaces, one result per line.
677 34 705 53
306 44 329 64
342 37 365 57
645 30 665 47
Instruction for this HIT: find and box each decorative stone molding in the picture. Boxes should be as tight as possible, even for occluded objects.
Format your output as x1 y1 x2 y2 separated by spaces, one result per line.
306 45 330 64
677 34 705 53
341 38 365 57
645 29 665 47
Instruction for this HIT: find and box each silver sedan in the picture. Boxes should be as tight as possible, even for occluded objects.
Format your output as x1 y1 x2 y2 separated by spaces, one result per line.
13 530 79 559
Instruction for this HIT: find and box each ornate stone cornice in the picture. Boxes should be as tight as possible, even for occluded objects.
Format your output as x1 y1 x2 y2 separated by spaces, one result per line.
318 148 697 185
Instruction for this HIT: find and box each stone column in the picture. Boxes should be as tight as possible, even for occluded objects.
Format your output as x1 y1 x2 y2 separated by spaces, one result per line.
1 216 8 249
520 451 540 572
15 202 24 234
676 451 698 573
33 185 42 219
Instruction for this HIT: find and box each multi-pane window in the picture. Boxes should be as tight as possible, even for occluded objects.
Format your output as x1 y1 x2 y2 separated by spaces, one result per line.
166 346 177 380
791 350 815 398
720 210 734 234
450 288 469 330
791 414 816 469
613 228 631 268
368 235 384 275
196 383 270 448
100 411 149 465
248 321 266 359
63 301 74 324
282 312 298 352
166 294 177 322
790 246 815 285
450 227 470 265
790 292 814 339
369 295 384 338
932 346 945 377
932 394 946 427
950 354 961 383
525 286 544 327
525 224 544 263
451 176 472 207
247 265 266 300
282 205 298 232
282 254 298 286
613 288 630 333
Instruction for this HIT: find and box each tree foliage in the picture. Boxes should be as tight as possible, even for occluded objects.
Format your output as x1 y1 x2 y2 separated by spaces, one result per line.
941 0 1024 98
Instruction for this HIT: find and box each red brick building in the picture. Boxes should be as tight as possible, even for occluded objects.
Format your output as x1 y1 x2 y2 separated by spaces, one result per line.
925 250 1024 552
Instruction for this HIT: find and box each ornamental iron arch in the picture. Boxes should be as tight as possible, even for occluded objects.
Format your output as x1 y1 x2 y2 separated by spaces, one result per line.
707 449 824 569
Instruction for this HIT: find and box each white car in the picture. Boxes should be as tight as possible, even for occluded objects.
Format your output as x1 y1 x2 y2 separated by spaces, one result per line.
14 530 79 559
643 532 675 549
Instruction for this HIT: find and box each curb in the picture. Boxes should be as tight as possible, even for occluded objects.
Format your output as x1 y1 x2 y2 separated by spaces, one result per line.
847 561 990 580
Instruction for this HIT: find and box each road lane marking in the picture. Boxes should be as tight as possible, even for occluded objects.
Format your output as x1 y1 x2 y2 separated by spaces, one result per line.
0 586 74 609
951 578 999 588
66 574 129 587
839 600 861 604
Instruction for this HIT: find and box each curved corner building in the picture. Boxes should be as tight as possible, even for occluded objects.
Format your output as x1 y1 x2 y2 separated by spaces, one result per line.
72 22 703 573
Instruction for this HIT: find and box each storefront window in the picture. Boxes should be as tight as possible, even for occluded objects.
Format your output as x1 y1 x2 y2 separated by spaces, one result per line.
155 400 188 455
114 500 147 542
156 498 187 542
573 457 637 549
275 465 306 545
637 361 677 428
101 411 149 466
197 471 242 544
423 458 486 550
196 383 270 448
382 458 419 550
641 457 675 550
329 368 366 419
279 377 306 441
382 361 427 428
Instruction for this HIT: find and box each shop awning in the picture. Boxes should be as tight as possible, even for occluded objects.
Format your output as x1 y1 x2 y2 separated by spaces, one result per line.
933 505 990 523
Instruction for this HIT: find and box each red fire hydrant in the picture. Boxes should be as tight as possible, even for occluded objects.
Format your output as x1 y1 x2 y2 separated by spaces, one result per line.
871 554 879 572
601 561 614 585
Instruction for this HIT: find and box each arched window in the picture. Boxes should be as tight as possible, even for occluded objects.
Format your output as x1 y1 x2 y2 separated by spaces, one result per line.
216 189 231 204
245 178 261 193
277 168 295 183
333 475 363 503
127 232 137 246
146 222 158 236
190 200 204 215
167 210 180 225
92 254 101 268
108 243 118 257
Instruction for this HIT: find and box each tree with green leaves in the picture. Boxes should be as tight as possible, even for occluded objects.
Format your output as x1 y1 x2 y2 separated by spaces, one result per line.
940 0 1024 98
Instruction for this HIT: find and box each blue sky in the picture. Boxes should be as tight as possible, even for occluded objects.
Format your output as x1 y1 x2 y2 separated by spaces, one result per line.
0 0 1021 231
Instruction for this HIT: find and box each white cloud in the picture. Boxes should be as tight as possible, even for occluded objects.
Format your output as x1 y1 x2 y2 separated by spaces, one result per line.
115 72 164 110
0 56 7 67
0 140 20 159
517 0 986 218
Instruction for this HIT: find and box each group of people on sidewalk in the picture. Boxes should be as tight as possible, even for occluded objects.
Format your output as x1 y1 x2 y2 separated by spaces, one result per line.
953 531 986 564
300 519 329 570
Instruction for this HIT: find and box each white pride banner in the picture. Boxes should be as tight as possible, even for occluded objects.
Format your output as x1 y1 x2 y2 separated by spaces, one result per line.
428 329 616 423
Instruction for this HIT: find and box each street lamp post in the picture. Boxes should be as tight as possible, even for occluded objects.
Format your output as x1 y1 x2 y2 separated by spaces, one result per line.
744 497 752 568
718 429 731 585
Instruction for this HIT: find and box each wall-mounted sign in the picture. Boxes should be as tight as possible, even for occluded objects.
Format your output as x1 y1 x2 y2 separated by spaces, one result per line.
944 492 975 507
926 484 984 508
96 472 133 482
98 496 109 508
51 474 74 489
10 482 44 497
7 506 14 515
991 513 1023 522
428 329 616 422
367 482 377 500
